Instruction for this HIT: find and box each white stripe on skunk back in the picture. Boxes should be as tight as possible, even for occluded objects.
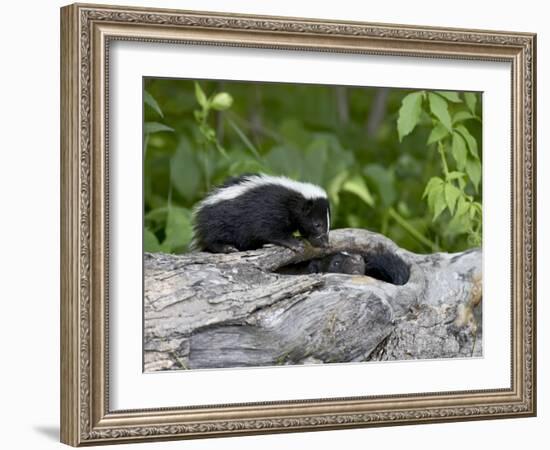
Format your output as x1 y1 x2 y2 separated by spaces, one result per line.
198 174 327 208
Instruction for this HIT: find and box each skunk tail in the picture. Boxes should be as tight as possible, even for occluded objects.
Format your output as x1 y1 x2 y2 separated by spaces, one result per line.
364 251 410 285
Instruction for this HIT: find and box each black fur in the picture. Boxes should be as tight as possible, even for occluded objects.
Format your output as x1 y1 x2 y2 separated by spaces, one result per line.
364 251 410 285
277 250 409 285
307 252 366 275
193 175 330 253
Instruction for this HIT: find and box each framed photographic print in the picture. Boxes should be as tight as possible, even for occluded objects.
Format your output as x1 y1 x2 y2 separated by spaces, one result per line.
60 2 536 446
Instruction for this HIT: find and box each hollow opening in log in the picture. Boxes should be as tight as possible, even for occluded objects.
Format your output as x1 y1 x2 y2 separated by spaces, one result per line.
275 251 410 285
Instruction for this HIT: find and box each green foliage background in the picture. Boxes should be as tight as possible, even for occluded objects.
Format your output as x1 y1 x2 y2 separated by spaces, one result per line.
143 78 482 255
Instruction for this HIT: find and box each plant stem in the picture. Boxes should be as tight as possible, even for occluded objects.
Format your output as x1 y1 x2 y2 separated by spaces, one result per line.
438 141 450 178
227 111 283 143
201 149 210 192
388 207 439 252
438 140 465 194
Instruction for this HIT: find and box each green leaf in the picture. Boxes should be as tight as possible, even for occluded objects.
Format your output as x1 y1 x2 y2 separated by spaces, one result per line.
471 202 482 220
279 119 310 148
144 90 164 118
228 152 266 177
428 93 453 131
145 207 170 234
456 196 470 217
426 179 444 213
193 110 205 122
427 123 449 145
342 174 375 207
170 138 201 202
144 228 162 253
444 183 461 214
426 185 438 211
264 145 304 180
144 122 174 134
304 139 329 185
194 82 208 109
210 92 234 111
321 135 355 182
327 170 349 207
451 132 468 170
422 176 444 199
228 119 261 159
432 188 447 221
161 206 193 253
466 158 482 192
447 203 471 234
397 92 424 141
145 207 168 222
455 125 479 159
363 164 396 207
436 91 462 103
199 123 216 142
447 171 466 181
452 111 475 124
464 92 478 114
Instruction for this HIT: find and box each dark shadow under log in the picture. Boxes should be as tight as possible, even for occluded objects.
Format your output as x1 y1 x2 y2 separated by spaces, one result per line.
144 228 482 371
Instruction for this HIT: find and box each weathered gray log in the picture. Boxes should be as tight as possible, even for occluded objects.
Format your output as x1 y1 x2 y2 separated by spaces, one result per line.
144 228 482 371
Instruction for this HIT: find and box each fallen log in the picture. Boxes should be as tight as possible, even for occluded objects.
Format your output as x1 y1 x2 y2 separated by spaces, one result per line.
144 228 482 371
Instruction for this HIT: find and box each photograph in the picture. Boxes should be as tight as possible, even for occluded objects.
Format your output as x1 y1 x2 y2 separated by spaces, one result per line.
142 78 483 372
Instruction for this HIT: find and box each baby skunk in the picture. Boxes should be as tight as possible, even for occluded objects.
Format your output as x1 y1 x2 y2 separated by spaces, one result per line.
307 252 366 275
307 251 409 285
192 173 331 253
279 251 409 285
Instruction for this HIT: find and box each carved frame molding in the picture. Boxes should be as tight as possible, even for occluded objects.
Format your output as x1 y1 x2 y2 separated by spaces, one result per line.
60 3 536 446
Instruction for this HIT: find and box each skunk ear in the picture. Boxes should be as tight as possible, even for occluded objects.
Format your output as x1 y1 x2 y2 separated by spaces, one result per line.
302 199 313 214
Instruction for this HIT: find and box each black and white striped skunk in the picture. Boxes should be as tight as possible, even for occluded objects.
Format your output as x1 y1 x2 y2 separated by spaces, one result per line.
192 173 331 253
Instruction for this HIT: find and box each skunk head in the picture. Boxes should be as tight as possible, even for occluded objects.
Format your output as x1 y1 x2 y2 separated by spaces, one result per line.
297 197 330 248
327 252 365 274
307 252 365 274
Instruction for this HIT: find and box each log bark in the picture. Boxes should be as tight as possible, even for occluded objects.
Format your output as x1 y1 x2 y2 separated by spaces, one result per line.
144 228 482 371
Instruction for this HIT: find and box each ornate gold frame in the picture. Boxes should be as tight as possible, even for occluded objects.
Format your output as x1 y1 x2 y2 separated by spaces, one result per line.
60 3 536 446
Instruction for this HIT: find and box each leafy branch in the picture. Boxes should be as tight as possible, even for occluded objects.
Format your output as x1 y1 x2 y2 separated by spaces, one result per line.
398 90 482 246
193 82 234 157
143 91 192 253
